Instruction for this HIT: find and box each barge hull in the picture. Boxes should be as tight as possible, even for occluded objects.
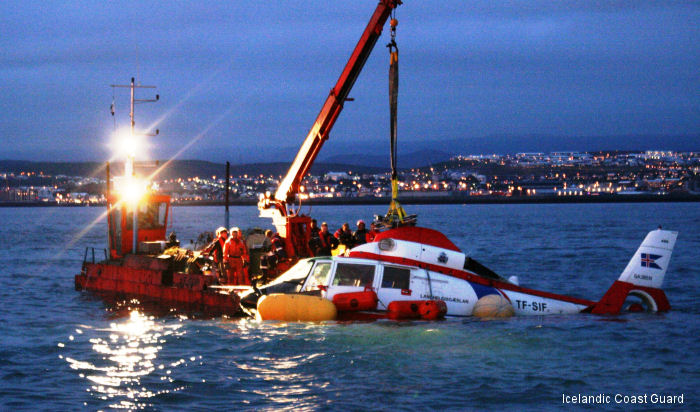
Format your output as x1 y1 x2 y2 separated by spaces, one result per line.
75 255 241 316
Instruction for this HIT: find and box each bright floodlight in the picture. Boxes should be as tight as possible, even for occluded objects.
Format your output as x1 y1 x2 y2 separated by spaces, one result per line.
121 177 148 204
112 128 144 158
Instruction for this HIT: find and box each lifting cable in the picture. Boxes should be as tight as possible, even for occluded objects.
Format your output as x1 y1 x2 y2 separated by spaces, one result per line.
111 87 117 131
384 14 412 227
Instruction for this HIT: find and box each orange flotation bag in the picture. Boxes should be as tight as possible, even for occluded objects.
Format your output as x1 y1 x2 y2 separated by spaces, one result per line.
332 290 378 312
418 300 447 320
387 300 447 320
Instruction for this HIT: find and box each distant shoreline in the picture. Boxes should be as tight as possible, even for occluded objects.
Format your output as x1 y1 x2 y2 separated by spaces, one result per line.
2 193 699 207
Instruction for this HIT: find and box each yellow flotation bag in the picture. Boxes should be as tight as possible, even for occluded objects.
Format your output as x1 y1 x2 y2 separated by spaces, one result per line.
257 293 337 322
472 294 515 318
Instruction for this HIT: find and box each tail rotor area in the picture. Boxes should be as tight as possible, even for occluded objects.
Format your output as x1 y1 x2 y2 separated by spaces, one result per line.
623 290 659 313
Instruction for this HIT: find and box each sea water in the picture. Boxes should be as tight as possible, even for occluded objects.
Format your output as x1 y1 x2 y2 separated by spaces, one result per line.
0 203 698 411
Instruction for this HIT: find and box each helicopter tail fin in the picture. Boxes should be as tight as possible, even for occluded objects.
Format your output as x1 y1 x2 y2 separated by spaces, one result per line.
591 229 677 314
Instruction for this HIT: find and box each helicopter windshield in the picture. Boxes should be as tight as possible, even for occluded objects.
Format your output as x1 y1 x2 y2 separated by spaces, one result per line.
262 259 315 294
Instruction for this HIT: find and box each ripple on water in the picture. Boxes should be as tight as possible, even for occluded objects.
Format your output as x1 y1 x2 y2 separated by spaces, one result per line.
1 204 699 410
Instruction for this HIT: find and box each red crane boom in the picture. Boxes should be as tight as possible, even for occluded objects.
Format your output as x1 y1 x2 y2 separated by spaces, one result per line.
259 0 401 260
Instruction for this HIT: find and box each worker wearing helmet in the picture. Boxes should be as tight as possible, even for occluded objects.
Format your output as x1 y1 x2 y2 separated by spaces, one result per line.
308 219 321 256
224 227 250 285
334 222 354 249
353 220 369 246
367 221 381 242
201 227 228 282
318 222 338 256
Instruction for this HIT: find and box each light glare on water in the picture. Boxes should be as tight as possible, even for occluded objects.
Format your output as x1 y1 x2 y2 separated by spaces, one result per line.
62 310 188 410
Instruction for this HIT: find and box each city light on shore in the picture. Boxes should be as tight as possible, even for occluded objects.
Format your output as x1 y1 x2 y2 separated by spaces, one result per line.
2 150 698 205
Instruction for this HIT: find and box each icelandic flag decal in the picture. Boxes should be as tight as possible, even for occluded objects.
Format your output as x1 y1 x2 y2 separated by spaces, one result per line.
640 253 662 270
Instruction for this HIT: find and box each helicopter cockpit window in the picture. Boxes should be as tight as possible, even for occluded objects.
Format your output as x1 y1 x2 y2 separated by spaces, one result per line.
263 259 314 294
302 261 332 292
332 263 375 287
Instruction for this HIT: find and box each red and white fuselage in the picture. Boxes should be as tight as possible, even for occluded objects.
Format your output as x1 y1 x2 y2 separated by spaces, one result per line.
346 226 677 315
251 226 678 318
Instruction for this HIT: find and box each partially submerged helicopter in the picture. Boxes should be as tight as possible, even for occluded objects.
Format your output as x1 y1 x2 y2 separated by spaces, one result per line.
241 226 677 320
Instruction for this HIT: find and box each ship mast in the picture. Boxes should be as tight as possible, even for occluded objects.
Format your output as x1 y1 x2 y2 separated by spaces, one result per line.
110 77 159 178
110 77 159 253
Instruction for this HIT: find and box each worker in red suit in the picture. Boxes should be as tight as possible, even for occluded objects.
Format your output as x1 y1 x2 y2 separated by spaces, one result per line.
318 222 339 256
224 227 250 285
367 222 381 242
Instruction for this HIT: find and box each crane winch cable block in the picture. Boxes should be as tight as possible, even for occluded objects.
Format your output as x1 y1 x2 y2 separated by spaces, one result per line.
381 14 416 228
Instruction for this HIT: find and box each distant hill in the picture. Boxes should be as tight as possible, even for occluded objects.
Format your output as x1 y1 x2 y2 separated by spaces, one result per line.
4 133 696 178
0 160 388 179
321 149 452 169
403 134 700 155
315 134 699 167
0 160 108 178
149 161 388 179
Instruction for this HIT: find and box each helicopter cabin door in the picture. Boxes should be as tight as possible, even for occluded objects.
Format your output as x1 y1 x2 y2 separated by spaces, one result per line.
375 264 413 309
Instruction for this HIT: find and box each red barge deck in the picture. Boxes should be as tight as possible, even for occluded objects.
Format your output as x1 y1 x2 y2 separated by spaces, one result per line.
75 252 242 316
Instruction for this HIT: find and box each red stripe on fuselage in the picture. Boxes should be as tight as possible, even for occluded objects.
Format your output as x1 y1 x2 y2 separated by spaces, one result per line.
347 251 596 308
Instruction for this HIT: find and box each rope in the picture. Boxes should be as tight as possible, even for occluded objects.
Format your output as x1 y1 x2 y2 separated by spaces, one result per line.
389 40 398 182
384 17 410 227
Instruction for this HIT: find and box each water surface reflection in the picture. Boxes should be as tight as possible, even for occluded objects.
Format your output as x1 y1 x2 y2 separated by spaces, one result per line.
61 310 188 410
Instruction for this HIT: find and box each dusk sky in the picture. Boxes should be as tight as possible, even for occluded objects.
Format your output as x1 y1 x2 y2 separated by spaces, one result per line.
1 1 698 164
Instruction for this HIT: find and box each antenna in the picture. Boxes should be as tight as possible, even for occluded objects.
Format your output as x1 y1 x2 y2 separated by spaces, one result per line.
110 77 160 173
